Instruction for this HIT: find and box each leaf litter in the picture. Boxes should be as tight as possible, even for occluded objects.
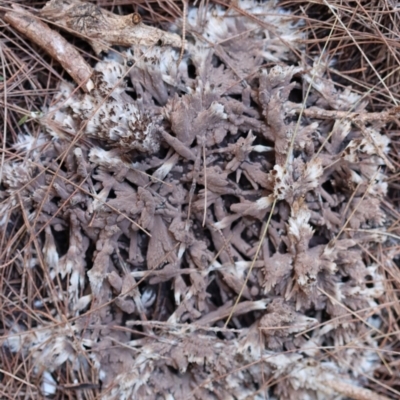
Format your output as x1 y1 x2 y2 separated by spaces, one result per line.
0 0 397 399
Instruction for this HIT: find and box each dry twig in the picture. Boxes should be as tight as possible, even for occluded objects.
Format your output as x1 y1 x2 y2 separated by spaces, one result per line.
4 4 93 92
40 0 183 54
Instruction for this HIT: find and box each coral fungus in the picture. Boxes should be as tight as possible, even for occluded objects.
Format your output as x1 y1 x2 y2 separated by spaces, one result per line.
1 1 393 399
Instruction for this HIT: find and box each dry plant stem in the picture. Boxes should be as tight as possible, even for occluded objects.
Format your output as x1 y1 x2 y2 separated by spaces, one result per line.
318 288 384 336
202 142 207 227
197 300 268 325
345 228 400 241
176 0 187 68
291 104 400 123
295 301 398 339
0 44 7 186
4 5 93 92
321 0 398 105
40 0 183 54
323 380 392 400
0 367 36 390
224 199 277 328
60 382 100 391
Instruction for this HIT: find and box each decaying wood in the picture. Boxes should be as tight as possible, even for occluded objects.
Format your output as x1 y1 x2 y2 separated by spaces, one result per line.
5 4 93 92
40 0 183 54
289 102 400 123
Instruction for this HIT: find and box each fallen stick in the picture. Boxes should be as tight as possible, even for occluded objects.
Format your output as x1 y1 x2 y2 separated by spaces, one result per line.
4 4 93 92
288 102 400 124
287 102 396 170
40 0 183 55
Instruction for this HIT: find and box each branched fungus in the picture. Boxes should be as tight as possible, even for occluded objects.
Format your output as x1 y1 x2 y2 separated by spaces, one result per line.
0 1 394 399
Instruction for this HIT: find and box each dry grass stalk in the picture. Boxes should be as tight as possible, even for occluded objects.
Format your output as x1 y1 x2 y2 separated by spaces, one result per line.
324 380 392 400
290 104 400 124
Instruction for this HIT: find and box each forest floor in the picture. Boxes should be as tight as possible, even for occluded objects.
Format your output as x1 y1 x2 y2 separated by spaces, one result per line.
1 1 400 399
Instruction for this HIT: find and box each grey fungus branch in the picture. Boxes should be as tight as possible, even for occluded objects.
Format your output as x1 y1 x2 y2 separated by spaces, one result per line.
0 1 395 399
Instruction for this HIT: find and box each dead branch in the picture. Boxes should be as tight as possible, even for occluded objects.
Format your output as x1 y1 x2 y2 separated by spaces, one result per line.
289 102 400 123
4 4 93 92
40 0 183 54
323 379 392 400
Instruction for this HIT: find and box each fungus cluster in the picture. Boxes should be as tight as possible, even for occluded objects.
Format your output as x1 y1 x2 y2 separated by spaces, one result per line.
1 1 391 398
